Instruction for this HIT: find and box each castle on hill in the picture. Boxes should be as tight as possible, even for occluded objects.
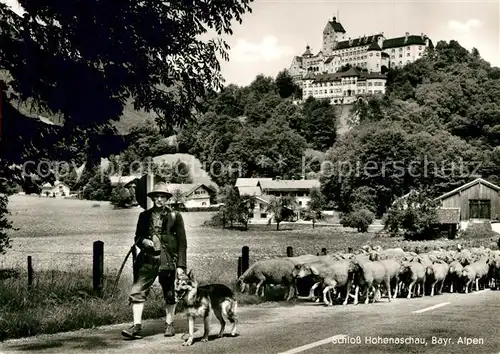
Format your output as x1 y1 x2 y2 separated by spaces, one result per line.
289 16 433 105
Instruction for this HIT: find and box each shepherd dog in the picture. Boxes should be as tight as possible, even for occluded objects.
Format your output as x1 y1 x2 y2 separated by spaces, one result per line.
175 270 238 346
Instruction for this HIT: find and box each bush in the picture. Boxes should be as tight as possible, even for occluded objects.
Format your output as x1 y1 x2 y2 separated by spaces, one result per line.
458 222 498 240
384 191 440 241
340 209 374 232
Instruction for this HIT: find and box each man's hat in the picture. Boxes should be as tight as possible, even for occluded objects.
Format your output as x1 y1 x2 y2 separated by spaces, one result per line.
147 182 173 199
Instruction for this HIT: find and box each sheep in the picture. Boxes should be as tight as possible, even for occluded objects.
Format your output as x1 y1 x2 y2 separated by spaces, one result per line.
350 255 392 305
447 260 464 293
462 265 476 294
236 258 296 301
292 260 358 306
399 260 426 298
426 261 449 296
466 258 490 292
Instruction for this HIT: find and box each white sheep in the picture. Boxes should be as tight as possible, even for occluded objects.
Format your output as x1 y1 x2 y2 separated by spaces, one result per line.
426 261 449 296
351 254 392 305
292 259 358 306
447 260 464 293
236 258 297 301
399 260 426 298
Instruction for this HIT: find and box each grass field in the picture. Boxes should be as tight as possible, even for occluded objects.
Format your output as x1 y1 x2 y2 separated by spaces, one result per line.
1 195 497 340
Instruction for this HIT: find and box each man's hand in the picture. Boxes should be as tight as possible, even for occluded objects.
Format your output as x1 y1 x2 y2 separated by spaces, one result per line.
142 239 154 249
176 268 185 277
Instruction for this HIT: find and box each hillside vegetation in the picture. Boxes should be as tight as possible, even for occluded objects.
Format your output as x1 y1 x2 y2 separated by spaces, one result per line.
175 40 500 218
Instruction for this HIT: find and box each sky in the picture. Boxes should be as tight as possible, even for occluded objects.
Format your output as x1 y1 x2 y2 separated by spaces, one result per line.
2 0 499 87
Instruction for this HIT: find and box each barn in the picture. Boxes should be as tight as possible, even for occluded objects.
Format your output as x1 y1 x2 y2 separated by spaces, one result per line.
434 178 500 222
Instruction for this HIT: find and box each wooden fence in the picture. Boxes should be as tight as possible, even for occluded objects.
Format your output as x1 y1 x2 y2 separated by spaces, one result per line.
24 241 322 297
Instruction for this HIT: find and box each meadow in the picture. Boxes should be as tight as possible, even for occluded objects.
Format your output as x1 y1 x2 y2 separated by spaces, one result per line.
0 195 497 340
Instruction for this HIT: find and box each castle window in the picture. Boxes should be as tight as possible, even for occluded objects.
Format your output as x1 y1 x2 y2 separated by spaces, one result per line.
370 53 373 57
399 48 403 51
391 49 395 53
376 53 380 56
407 46 411 50
399 54 403 58
407 53 410 57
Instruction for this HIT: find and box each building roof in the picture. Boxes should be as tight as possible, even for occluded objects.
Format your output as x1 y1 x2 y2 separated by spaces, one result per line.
367 41 382 51
342 67 360 77
302 45 312 56
167 183 216 197
382 35 428 49
364 72 387 79
436 208 460 224
327 17 346 33
381 52 390 58
235 178 273 187
334 34 382 50
435 178 500 201
109 175 141 187
237 186 262 196
258 179 320 191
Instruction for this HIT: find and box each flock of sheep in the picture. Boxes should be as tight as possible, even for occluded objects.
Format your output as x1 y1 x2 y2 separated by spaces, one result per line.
236 244 500 306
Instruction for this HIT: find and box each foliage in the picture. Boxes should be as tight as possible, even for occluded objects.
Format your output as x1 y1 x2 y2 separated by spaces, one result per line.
213 185 255 229
82 168 112 201
109 184 135 209
0 185 13 255
384 191 440 240
457 222 498 240
267 196 297 230
305 187 326 225
275 70 301 99
340 209 374 233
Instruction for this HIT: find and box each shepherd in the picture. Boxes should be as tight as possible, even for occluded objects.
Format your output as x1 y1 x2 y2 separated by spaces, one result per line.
121 182 187 340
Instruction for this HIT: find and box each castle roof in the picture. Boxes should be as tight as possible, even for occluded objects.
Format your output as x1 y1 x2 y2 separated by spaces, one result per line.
367 41 382 51
302 45 312 56
309 69 386 83
327 17 346 33
382 35 429 49
333 34 383 50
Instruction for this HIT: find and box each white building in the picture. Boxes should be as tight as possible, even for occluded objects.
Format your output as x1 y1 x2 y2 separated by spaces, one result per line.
301 67 387 104
289 16 432 102
166 183 216 208
235 178 320 221
40 181 71 198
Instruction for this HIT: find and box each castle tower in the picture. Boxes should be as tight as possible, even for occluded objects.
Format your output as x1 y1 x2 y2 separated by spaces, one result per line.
366 40 382 72
322 16 346 56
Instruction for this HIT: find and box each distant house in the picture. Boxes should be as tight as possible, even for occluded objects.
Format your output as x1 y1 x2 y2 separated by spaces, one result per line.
235 177 320 222
166 183 217 209
40 181 70 198
434 178 500 222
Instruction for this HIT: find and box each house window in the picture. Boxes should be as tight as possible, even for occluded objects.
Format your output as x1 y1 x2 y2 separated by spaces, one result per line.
469 199 491 219
202 202 206 206
260 213 268 218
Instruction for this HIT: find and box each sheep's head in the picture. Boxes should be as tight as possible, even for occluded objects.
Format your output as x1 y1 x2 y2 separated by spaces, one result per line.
235 276 246 293
292 264 311 278
368 251 379 262
399 261 411 275
426 265 434 276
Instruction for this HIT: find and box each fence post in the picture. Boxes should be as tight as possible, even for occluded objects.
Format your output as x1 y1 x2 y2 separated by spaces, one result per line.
131 245 138 282
241 246 249 275
237 256 242 278
27 256 33 288
93 240 104 297
286 246 293 257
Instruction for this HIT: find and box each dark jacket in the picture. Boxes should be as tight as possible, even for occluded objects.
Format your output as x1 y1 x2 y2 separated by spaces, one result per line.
134 207 187 271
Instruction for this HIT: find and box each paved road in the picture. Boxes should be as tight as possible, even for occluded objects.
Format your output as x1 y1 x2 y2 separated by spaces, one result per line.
1 290 499 354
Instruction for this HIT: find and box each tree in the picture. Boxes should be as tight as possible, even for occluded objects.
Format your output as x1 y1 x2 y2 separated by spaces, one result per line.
267 196 297 230
384 191 440 240
0 176 14 255
306 187 326 228
170 160 192 184
340 209 374 233
275 70 300 99
109 184 133 209
0 1 254 251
